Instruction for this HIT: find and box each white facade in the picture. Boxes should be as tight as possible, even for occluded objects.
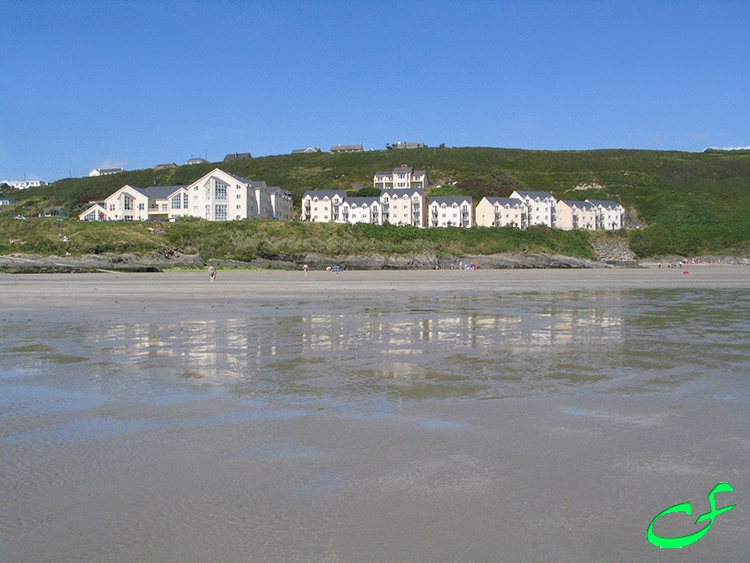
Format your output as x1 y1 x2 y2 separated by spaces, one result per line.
89 168 125 177
340 197 381 224
268 187 294 221
555 200 597 230
301 190 347 222
185 169 267 221
104 185 151 221
78 203 107 221
380 188 426 227
92 168 280 222
6 179 48 189
587 200 625 230
510 190 557 228
475 197 525 228
428 196 473 228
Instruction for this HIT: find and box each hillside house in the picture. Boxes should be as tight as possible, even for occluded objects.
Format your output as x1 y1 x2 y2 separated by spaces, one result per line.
301 190 347 222
224 152 252 161
78 203 107 221
380 188 426 227
587 200 625 230
555 200 597 230
340 197 381 225
89 168 125 177
475 197 526 228
428 196 473 228
510 190 557 228
374 165 429 191
330 144 363 153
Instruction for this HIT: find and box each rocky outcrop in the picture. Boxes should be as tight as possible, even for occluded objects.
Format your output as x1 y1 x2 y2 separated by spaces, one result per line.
0 251 204 272
591 240 638 263
1 251 610 272
211 252 604 270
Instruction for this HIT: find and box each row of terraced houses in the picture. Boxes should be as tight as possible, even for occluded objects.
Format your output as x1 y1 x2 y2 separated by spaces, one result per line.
301 165 625 230
79 165 624 231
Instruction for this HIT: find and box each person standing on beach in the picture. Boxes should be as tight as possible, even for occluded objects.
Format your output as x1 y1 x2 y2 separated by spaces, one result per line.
303 264 309 277
208 265 216 282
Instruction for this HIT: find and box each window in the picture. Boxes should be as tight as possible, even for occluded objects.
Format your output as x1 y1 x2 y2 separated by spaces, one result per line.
236 193 242 199
205 186 211 200
194 195 198 200
205 205 211 220
109 203 115 211
138 203 145 210
215 204 227 221
215 182 227 200
183 193 188 208
172 196 181 209
124 196 133 211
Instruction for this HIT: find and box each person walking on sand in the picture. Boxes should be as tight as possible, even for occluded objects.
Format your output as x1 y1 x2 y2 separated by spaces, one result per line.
303 264 309 277
208 265 216 282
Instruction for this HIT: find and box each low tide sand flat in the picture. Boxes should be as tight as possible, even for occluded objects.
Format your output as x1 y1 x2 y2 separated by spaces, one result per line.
2 267 750 562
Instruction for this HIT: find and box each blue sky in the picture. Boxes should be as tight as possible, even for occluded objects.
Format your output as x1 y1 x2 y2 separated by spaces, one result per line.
1 0 748 182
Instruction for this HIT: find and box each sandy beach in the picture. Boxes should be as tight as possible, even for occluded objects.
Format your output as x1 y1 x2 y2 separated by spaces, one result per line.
2 266 750 562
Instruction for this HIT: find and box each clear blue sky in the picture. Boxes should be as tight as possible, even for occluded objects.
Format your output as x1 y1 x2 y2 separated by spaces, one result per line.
1 0 748 182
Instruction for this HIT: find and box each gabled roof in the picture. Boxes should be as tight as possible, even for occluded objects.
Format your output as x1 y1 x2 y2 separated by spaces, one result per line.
224 152 252 161
484 197 524 207
512 190 554 200
381 187 425 197
144 185 187 199
303 190 347 199
345 197 379 206
330 144 363 152
267 186 292 196
560 200 595 210
393 165 414 173
430 196 472 205
106 185 149 198
586 199 622 209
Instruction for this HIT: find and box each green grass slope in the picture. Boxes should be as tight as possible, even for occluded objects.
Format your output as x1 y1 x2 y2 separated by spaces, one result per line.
3 147 750 258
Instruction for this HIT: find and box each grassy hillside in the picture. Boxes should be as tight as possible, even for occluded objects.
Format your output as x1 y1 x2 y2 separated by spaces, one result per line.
3 147 750 258
0 216 596 261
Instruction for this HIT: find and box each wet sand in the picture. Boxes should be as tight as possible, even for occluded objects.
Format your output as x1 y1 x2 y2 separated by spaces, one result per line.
2 266 750 562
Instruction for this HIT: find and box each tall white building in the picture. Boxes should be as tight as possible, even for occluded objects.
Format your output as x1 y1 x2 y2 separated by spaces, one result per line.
510 190 557 228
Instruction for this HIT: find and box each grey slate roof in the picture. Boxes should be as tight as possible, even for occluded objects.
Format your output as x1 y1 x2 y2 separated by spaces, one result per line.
303 190 347 199
330 144 363 152
224 152 252 161
345 197 379 206
586 199 621 209
513 190 554 199
381 187 425 197
144 185 187 199
560 200 595 210
484 197 524 206
430 196 472 205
